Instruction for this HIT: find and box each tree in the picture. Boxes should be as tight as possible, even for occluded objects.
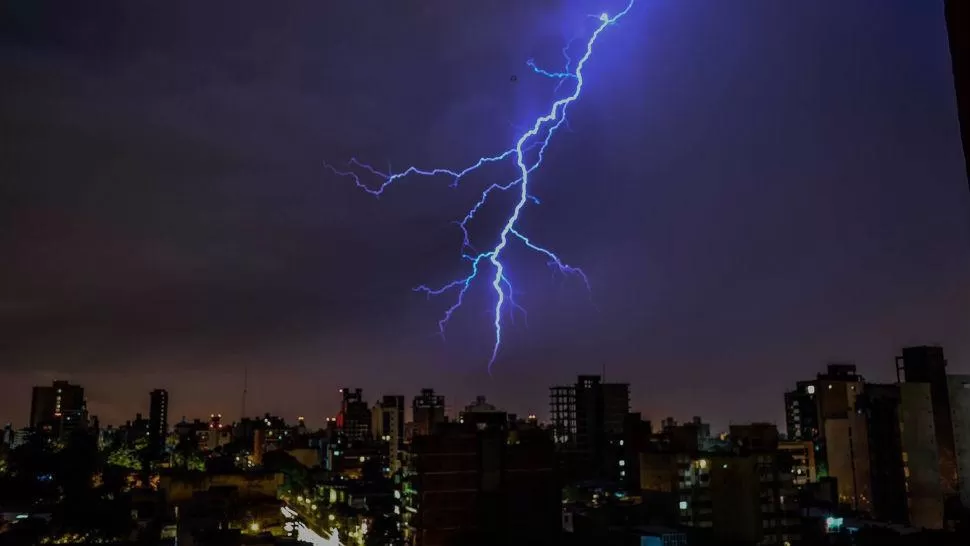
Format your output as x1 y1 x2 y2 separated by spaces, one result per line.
263 450 309 494
106 445 141 471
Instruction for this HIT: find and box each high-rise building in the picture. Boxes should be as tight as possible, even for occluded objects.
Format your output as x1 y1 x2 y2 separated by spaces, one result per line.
778 440 815 487
784 381 820 442
895 347 959 502
550 374 630 478
784 364 870 511
372 395 405 472
148 389 169 457
29 380 86 440
897 381 945 528
337 388 371 441
856 384 909 524
404 421 559 546
411 388 446 438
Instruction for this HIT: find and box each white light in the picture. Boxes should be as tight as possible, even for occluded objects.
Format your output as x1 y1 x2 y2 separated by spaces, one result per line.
599 12 609 22
618 460 625 467
679 501 688 510
619 439 624 446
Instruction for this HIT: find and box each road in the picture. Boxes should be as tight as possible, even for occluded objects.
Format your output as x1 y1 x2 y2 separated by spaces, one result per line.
281 505 342 546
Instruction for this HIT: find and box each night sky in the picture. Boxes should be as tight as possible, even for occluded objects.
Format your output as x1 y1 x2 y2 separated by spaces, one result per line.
2 1 968 430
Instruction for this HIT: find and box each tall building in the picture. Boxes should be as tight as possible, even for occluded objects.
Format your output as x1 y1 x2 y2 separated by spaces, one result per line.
897 381 945 528
784 381 820 442
895 347 959 502
404 420 559 546
372 395 405 472
550 374 630 478
411 388 445 438
784 364 870 511
30 380 86 440
856 384 909 524
337 388 371 441
148 389 169 457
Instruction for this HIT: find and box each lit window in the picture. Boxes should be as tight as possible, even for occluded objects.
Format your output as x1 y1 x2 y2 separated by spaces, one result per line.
619 439 624 446
806 385 816 395
679 501 688 510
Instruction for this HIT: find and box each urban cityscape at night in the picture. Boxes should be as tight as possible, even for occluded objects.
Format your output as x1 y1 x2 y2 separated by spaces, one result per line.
3 0 970 545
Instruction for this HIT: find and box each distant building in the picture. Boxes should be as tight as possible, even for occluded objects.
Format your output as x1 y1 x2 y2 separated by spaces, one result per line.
197 413 230 451
550 374 630 478
411 388 446 438
458 396 508 431
784 381 820 442
784 364 870 511
337 388 371 442
778 440 815 487
148 389 169 457
372 395 405 472
30 380 87 440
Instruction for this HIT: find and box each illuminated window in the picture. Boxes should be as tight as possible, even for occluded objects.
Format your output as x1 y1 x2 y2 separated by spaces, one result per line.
679 501 688 510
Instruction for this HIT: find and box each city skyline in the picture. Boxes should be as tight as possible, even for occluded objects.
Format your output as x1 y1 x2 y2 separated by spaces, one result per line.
3 1 970 430
6 348 952 432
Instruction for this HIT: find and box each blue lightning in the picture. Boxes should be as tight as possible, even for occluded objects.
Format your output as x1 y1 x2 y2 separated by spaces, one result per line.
327 2 634 370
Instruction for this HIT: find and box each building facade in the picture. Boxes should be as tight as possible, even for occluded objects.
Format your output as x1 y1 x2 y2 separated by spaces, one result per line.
411 388 446 438
30 380 87 440
149 389 169 458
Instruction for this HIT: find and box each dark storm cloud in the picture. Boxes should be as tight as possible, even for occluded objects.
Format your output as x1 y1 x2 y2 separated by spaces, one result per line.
2 0 969 428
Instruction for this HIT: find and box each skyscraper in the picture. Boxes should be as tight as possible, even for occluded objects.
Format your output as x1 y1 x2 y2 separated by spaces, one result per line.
30 380 86 440
148 389 169 457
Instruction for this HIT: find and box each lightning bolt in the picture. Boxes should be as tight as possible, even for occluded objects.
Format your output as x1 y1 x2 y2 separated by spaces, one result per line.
326 3 634 370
